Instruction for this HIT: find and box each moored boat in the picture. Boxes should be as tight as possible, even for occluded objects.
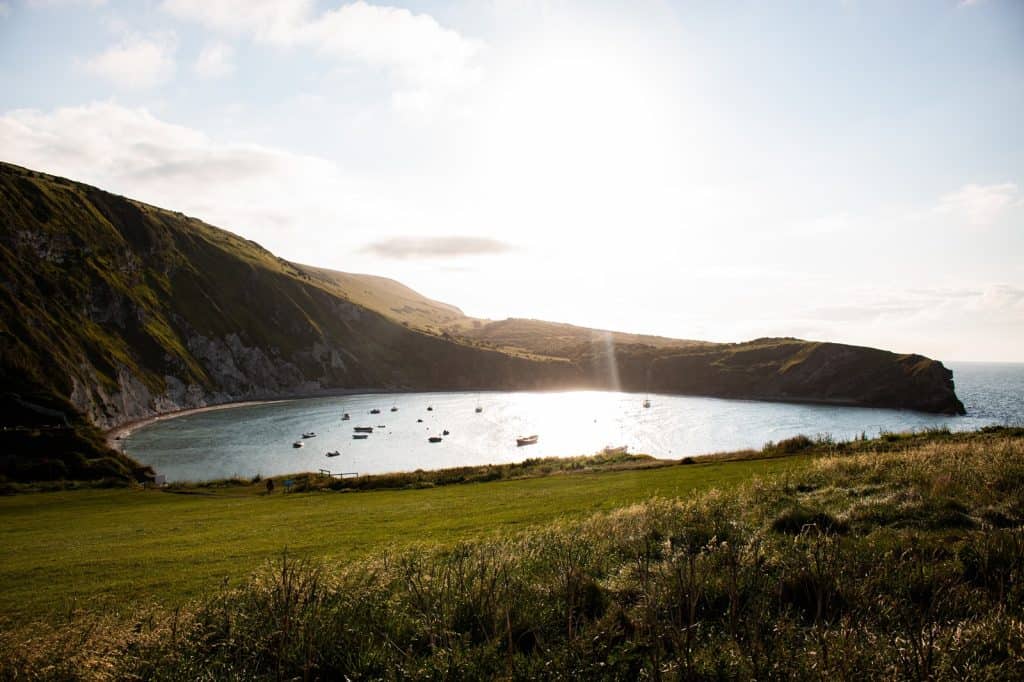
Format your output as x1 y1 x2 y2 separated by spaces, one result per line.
370 408 381 414
516 435 539 446
292 441 304 448
428 436 443 443
302 432 317 438
354 426 374 433
352 434 369 440
326 451 340 457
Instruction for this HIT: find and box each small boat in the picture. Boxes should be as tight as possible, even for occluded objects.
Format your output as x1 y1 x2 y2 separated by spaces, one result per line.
292 441 304 448
475 406 483 414
390 406 398 412
353 434 369 440
442 429 450 436
428 436 443 443
642 399 651 408
417 418 423 423
341 413 350 421
302 432 317 438
427 406 433 411
377 424 386 429
354 426 374 433
370 408 381 414
516 435 539 447
326 451 340 457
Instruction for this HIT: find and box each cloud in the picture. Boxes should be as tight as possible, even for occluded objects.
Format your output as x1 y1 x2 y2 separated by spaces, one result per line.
27 0 106 6
0 102 386 265
83 33 177 89
162 0 482 110
936 182 1020 227
360 236 516 260
194 42 235 79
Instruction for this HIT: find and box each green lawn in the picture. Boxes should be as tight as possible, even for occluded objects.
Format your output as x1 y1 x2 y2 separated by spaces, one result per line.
0 456 804 621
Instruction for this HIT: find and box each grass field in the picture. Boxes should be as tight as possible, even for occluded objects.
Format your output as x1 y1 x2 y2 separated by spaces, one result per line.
2 428 1021 679
0 454 806 621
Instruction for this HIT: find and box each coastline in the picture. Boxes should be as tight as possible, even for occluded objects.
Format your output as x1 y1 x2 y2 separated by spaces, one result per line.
106 400 291 449
104 386 499 449
107 384 974 452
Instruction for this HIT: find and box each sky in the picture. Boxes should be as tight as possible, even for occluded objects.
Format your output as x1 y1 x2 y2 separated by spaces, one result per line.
0 0 1022 362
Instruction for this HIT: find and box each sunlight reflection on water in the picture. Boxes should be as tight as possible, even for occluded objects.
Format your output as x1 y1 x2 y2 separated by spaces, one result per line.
124 362 1022 482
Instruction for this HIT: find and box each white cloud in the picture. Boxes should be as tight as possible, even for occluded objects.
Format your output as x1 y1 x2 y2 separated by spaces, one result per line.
27 0 106 6
162 0 482 111
194 42 235 79
0 103 392 265
936 182 1020 227
83 33 177 89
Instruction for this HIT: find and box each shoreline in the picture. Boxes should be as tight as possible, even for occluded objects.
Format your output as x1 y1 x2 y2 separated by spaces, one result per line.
104 386 511 449
106 400 292 449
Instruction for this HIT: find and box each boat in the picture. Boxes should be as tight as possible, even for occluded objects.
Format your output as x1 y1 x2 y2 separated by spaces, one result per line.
642 399 651 408
442 429 450 436
341 413 350 421
370 408 381 415
326 451 340 457
353 434 369 440
516 435 539 447
428 436 443 443
302 432 317 438
475 405 483 413
427 406 433 411
417 418 423 423
353 426 374 433
390 406 398 412
292 441 304 448
475 393 483 413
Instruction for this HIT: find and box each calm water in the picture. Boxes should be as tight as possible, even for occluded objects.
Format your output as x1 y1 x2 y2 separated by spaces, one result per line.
124 362 1023 482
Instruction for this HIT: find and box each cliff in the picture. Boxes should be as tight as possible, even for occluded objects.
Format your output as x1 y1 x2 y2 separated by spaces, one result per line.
0 162 964 483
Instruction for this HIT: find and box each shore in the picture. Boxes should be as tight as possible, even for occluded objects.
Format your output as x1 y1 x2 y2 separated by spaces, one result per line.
106 399 291 449
103 386 502 449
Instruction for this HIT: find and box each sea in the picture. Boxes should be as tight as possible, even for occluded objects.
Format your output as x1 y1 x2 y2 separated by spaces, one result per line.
122 362 1024 482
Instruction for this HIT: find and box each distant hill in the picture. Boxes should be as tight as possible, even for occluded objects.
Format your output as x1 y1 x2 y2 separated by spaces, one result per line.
0 161 964 483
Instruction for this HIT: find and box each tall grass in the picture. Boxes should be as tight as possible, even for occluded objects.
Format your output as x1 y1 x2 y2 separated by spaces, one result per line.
2 433 1022 679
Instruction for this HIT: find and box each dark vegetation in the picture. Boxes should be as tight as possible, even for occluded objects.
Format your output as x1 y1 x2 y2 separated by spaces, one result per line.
2 428 1021 679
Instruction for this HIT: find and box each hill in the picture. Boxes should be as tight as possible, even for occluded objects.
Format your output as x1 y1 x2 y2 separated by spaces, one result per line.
0 161 964 483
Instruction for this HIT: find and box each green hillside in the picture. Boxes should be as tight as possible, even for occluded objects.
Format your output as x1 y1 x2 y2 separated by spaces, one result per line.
0 161 964 485
1 428 1020 679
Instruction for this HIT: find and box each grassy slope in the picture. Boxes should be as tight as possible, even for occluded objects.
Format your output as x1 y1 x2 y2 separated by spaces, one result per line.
0 454 803 620
2 428 1021 679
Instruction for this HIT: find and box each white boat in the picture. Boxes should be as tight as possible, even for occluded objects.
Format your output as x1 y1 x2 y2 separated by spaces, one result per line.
302 432 317 438
643 398 651 408
516 435 539 446
292 441 304 448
